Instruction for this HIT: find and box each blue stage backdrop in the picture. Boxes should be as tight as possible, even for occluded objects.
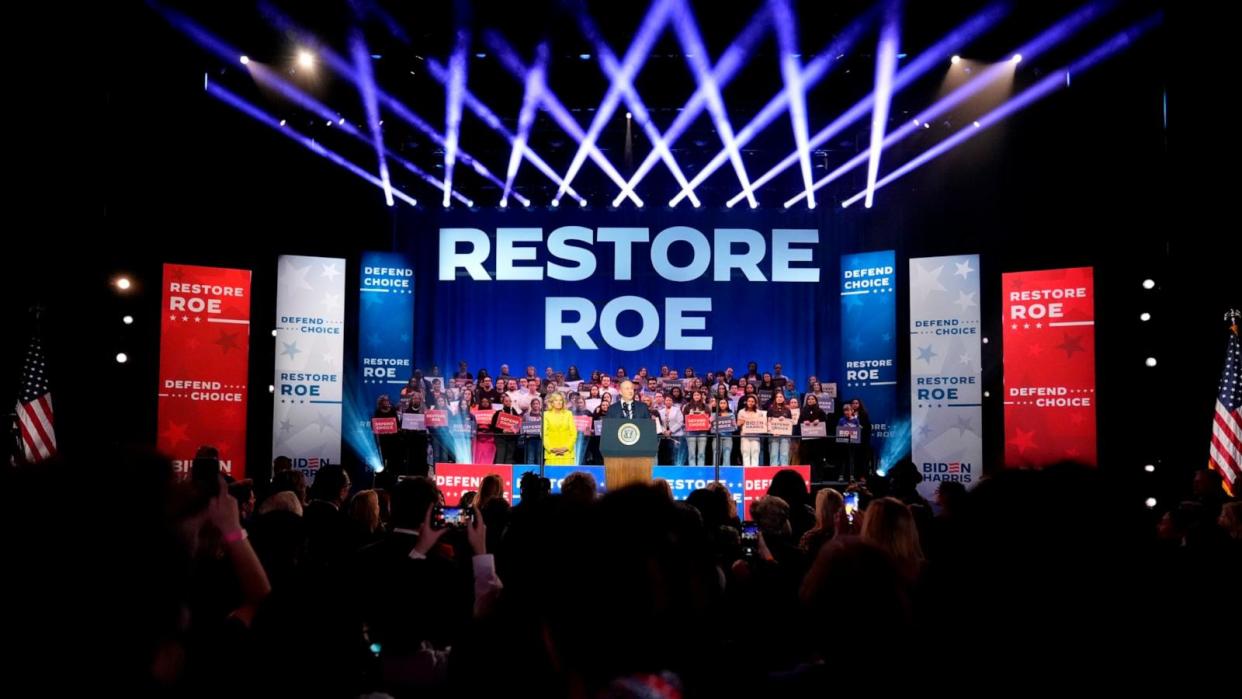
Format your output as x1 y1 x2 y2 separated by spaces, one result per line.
408 210 854 387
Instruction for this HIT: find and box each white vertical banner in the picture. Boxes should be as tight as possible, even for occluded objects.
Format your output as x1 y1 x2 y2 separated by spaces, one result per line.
909 254 982 500
273 255 346 478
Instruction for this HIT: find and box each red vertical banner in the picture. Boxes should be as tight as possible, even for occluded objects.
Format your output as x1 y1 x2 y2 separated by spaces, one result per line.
1002 267 1096 467
157 264 252 479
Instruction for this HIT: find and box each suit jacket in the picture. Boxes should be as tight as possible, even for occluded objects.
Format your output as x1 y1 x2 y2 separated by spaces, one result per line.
605 399 651 420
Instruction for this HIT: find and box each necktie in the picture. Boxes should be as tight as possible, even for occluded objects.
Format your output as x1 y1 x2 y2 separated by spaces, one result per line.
624 402 632 419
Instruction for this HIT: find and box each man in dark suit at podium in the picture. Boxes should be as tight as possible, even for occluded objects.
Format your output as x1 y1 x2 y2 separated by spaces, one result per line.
605 380 651 420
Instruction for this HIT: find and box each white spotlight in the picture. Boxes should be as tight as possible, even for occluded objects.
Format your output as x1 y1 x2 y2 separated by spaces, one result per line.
240 55 250 65
983 391 990 398
1145 357 1158 368
982 337 989 344
122 315 134 325
115 353 128 364
1144 464 1156 473
271 330 278 337
951 55 961 65
115 276 132 291
499 199 508 208
579 199 588 208
1011 54 1023 64
551 199 560 208
268 385 275 393
1140 312 1151 322
626 112 632 119
297 49 315 70
279 119 287 126
1145 497 1157 508
1142 278 1156 289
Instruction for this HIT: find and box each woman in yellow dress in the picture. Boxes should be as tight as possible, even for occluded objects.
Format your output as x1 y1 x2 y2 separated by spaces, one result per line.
543 391 578 465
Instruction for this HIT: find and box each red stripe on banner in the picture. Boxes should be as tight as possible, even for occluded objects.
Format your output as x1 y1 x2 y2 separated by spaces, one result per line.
157 263 252 479
434 464 514 506
1001 267 1097 468
741 466 811 520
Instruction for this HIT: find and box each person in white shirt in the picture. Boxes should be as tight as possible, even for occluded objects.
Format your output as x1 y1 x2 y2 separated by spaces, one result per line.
661 395 686 465
599 375 619 400
512 378 534 413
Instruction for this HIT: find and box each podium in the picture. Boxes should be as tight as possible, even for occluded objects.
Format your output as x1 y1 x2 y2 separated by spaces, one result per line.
600 419 659 490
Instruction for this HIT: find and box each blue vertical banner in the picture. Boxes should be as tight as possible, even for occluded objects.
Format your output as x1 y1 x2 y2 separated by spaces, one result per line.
358 252 416 413
909 254 982 500
839 250 898 469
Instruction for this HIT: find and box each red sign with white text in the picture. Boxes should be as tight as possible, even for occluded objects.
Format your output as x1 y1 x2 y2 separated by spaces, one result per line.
742 466 811 520
1002 267 1097 467
157 264 252 479
434 464 514 505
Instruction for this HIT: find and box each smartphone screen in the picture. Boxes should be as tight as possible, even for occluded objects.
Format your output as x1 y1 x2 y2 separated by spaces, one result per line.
441 506 466 527
844 492 859 524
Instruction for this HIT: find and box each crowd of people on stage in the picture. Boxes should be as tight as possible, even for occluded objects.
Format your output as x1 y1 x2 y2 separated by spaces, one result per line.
373 360 874 479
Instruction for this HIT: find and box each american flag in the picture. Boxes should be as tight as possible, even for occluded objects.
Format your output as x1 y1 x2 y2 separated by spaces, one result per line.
16 326 56 463
1209 318 1242 496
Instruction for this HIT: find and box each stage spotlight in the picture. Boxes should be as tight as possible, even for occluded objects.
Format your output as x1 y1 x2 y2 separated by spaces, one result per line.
982 337 989 344
1140 312 1151 322
279 119 286 126
1145 357 1158 367
951 55 961 64
326 120 333 127
271 329 278 337
116 353 129 364
1144 464 1155 473
442 200 450 208
297 49 315 70
122 315 134 325
499 199 508 208
475 52 487 59
1145 497 1157 508
579 53 591 60
923 122 930 129
579 198 588 207
626 112 632 120
983 390 990 398
268 385 275 393
913 118 920 126
1011 53 1023 63
973 121 981 127
338 117 345 125
240 55 250 65
749 200 758 209
551 199 560 207
115 276 132 291
1142 278 1155 289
